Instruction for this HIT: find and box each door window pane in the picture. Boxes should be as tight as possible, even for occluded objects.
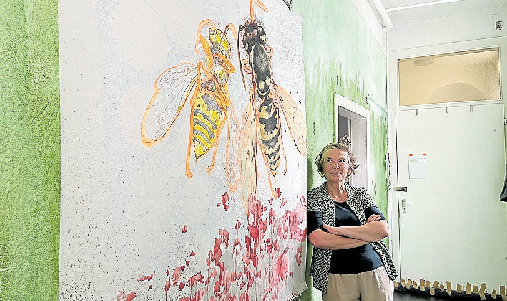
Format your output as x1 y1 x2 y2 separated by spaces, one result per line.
399 48 500 106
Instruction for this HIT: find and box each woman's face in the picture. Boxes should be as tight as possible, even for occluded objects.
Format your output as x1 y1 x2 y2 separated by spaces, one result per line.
322 148 351 183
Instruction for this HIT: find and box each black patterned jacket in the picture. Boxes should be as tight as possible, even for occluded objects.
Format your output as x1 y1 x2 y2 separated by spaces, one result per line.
307 182 398 293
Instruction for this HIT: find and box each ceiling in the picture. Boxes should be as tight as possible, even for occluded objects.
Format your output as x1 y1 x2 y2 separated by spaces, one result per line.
379 0 506 27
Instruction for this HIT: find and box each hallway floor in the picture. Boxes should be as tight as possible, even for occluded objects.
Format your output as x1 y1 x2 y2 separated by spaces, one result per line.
394 291 505 300
394 291 446 300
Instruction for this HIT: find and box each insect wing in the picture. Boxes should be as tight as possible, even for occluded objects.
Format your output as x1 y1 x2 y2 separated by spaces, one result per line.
238 93 258 213
224 102 241 193
273 83 307 157
141 62 198 147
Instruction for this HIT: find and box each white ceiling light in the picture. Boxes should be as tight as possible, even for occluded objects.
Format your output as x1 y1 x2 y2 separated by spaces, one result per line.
386 0 464 12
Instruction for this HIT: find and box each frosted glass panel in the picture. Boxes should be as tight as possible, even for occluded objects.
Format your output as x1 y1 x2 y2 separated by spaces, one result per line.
399 48 500 106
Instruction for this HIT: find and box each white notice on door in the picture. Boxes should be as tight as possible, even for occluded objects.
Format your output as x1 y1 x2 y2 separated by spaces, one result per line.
408 153 427 179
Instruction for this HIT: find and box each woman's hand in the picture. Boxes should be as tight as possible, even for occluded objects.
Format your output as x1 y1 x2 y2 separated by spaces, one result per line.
308 226 369 250
321 215 388 243
323 223 344 236
323 215 381 234
322 223 335 235
367 214 381 223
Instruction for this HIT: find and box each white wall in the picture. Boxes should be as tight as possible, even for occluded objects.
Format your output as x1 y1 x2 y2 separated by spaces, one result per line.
351 0 390 50
388 2 507 51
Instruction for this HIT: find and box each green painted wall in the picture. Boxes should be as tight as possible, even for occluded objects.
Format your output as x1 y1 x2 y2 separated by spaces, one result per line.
292 0 389 299
0 0 60 300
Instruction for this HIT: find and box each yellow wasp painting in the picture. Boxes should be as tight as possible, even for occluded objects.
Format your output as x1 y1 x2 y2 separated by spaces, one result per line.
236 0 307 210
141 19 240 193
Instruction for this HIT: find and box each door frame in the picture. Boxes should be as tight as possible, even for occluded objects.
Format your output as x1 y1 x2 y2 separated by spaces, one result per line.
334 93 371 192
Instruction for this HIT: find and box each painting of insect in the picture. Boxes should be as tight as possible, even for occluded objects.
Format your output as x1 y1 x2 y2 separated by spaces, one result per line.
236 0 307 210
141 19 241 193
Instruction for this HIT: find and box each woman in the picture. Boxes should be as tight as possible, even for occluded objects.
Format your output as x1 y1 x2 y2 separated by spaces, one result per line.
307 137 397 301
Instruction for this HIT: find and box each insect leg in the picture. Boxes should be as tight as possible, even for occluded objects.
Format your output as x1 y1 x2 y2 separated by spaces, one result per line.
224 23 238 43
249 0 269 21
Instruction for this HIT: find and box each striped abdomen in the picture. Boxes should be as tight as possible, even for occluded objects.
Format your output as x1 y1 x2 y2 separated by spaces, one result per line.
258 96 281 176
192 91 224 159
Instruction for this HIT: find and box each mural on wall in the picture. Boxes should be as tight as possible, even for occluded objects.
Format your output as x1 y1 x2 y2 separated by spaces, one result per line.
59 0 306 300
236 0 307 210
141 19 241 192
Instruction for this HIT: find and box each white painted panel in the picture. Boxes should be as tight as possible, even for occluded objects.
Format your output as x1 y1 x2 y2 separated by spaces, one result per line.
396 102 507 288
387 0 507 26
59 0 308 299
388 4 507 51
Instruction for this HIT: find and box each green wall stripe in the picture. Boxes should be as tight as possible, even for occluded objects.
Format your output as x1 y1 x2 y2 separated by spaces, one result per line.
0 0 60 300
293 0 389 300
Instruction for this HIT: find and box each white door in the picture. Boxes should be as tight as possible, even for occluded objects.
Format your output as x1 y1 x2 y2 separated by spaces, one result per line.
395 102 507 289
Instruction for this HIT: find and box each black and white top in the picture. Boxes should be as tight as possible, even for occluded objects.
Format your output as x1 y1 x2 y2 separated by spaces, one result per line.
307 182 398 293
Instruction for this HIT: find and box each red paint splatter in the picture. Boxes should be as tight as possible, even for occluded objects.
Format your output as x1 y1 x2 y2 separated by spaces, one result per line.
220 229 230 248
171 266 184 286
222 192 230 211
125 292 136 301
192 287 208 301
240 291 249 301
295 246 303 265
268 208 276 225
275 188 281 198
188 272 204 286
275 247 290 280
288 196 307 242
121 191 307 301
138 273 154 282
182 225 188 233
243 235 258 268
280 197 287 207
233 238 242 256
117 291 137 301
